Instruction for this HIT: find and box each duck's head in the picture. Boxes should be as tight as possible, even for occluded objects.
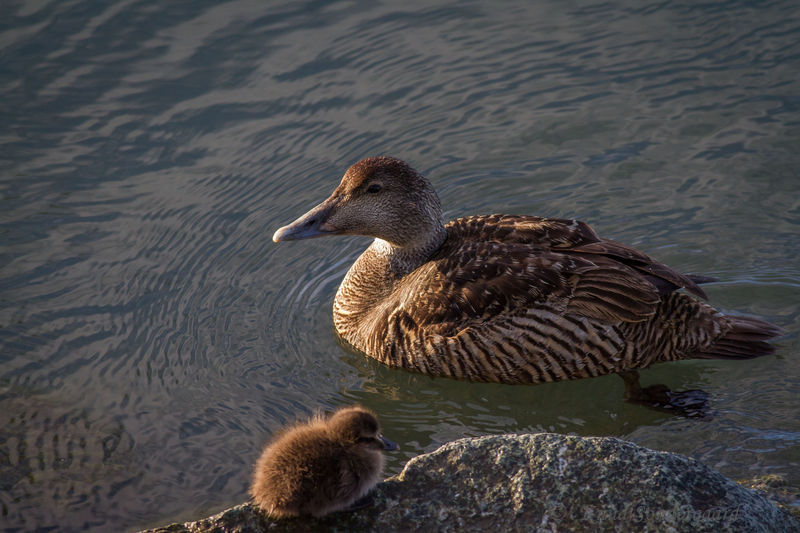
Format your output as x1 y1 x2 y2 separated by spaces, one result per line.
272 156 443 249
327 406 398 452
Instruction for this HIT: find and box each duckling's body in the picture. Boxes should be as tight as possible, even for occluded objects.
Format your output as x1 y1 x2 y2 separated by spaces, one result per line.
250 406 396 518
274 157 782 385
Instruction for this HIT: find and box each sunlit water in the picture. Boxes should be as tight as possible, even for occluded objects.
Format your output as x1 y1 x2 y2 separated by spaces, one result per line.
1 0 799 530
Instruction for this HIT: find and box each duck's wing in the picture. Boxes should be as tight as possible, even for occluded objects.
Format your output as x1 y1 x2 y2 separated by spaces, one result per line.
449 215 709 298
397 244 658 334
394 215 703 334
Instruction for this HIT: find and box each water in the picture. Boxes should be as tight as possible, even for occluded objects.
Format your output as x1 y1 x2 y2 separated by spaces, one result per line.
1 0 799 530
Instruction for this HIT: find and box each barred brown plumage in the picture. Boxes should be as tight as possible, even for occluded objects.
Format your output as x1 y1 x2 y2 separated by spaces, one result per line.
274 156 783 386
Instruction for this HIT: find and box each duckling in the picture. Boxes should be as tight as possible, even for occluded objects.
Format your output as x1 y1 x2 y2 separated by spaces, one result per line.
272 157 782 396
250 405 397 518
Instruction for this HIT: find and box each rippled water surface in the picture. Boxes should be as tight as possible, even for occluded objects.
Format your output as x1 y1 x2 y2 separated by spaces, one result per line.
2 0 799 530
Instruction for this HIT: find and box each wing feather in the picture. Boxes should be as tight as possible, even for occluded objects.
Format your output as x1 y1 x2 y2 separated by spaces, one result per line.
385 215 705 336
569 239 708 298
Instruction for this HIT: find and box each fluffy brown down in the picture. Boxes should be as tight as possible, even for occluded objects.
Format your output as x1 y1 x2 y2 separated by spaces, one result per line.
250 406 388 518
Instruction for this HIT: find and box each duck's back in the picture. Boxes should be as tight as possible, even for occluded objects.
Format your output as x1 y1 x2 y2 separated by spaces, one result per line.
334 215 780 384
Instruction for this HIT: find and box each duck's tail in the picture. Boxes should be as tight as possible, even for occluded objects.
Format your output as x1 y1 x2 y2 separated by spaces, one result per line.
692 315 784 360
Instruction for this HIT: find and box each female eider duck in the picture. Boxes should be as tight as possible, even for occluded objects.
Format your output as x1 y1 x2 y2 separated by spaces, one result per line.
273 157 782 395
250 405 397 518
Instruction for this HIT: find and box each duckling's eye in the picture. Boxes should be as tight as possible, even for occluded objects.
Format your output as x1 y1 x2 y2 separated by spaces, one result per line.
356 436 374 444
366 183 382 193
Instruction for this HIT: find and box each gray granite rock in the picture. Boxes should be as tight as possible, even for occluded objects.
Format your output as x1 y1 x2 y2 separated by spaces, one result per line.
141 433 799 533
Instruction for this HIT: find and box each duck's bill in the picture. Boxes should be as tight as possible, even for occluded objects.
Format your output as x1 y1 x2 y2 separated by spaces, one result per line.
272 203 339 242
379 435 398 451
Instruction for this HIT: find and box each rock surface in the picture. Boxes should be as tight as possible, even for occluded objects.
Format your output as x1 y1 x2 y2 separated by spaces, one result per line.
141 433 799 533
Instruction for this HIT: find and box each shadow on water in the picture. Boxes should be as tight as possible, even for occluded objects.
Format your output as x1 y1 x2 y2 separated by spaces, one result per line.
1 0 799 531
336 344 717 473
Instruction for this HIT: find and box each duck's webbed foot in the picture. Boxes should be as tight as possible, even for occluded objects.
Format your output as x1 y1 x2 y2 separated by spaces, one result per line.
618 370 710 417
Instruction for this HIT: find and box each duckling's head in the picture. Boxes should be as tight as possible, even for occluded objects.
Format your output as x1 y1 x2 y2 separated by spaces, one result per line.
327 406 398 451
273 156 444 249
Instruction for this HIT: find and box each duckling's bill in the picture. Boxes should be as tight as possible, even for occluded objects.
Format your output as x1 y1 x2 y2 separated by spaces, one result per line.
379 434 398 451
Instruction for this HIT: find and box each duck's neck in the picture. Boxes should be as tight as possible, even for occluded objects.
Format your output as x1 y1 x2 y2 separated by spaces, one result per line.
371 223 448 278
333 224 447 346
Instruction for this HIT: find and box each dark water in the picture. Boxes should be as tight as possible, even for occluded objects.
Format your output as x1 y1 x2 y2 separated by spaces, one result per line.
1 0 799 530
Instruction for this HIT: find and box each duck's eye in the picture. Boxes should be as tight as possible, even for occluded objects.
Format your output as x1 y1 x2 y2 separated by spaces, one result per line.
357 436 375 444
366 183 382 193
